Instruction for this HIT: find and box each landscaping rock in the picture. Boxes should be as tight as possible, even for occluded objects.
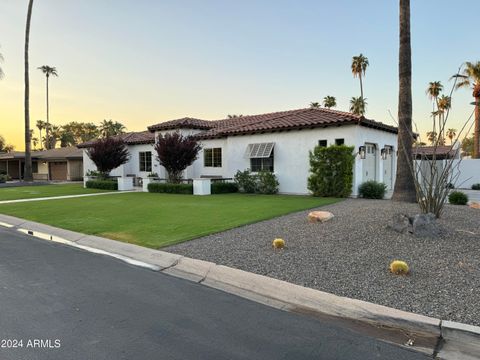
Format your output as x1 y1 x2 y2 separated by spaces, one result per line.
411 213 441 238
469 202 480 209
307 211 334 223
390 214 410 234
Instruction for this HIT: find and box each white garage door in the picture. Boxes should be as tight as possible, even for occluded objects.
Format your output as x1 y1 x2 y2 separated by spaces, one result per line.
363 144 377 182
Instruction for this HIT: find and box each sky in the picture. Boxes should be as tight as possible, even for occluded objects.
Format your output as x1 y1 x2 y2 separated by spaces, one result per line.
0 0 476 150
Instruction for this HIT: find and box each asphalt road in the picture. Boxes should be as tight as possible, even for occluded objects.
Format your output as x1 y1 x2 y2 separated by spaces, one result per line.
0 226 430 360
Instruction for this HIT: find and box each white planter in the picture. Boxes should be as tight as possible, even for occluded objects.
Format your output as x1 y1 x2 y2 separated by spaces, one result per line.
193 178 211 195
142 177 156 192
117 177 134 191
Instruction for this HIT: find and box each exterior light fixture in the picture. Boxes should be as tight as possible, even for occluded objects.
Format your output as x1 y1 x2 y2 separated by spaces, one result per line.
381 148 387 160
358 146 366 159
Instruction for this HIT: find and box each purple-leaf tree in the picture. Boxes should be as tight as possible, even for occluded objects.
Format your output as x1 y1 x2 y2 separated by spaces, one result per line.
87 137 129 178
155 132 201 183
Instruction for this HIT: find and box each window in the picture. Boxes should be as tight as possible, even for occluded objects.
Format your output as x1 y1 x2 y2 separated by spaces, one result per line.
318 140 327 147
335 138 345 145
251 151 274 172
245 143 275 172
139 151 152 172
204 148 222 167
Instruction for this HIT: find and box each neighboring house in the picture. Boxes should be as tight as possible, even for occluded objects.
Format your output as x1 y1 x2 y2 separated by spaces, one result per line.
79 108 398 196
0 147 83 181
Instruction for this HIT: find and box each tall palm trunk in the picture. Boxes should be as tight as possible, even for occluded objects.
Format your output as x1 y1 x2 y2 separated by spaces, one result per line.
474 96 480 158
392 0 416 202
23 0 34 181
359 73 364 100
45 74 50 149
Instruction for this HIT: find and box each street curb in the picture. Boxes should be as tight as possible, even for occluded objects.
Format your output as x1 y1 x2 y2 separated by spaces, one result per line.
1 214 479 358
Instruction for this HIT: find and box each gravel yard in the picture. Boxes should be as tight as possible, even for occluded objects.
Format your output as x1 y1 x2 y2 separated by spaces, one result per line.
166 199 480 326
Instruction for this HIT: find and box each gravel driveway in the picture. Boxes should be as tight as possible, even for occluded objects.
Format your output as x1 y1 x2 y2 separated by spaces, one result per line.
166 199 480 326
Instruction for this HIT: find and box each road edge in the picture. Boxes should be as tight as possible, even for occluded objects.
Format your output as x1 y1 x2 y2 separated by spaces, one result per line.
1 213 478 359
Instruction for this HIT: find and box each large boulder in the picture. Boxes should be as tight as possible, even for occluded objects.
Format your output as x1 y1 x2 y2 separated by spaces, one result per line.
308 211 334 223
411 213 440 237
469 202 480 209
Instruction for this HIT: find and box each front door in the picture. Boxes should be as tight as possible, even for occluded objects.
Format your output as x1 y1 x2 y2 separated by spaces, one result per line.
49 162 68 181
383 146 393 190
363 143 377 182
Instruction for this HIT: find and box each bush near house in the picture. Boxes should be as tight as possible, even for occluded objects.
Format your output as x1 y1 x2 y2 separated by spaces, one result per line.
472 183 480 190
448 191 468 205
234 169 279 194
148 183 193 194
86 179 118 190
358 180 387 199
211 182 238 194
308 145 355 197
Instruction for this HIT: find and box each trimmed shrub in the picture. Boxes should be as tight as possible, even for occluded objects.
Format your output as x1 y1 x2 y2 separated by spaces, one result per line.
86 179 118 190
234 169 257 193
257 171 279 194
358 180 387 199
389 260 409 275
448 191 468 205
308 145 355 197
472 183 480 190
234 169 280 194
148 182 193 194
211 182 238 194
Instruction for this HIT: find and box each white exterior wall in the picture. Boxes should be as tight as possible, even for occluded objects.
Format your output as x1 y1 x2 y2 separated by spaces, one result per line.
37 162 49 175
195 126 397 195
449 159 480 189
83 126 398 195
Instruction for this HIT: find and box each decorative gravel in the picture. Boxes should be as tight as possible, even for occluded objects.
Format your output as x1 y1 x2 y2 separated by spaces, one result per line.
166 199 480 326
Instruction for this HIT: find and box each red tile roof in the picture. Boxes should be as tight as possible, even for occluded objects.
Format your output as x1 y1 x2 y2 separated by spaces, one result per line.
148 117 214 131
146 108 397 138
77 131 155 148
413 145 458 158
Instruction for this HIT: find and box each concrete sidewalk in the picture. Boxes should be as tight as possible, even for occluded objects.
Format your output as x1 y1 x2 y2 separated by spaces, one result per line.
0 190 136 205
0 213 478 359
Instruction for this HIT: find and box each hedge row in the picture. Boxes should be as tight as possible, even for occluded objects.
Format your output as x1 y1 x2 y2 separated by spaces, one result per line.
147 182 238 194
86 179 118 190
148 183 193 194
211 182 238 194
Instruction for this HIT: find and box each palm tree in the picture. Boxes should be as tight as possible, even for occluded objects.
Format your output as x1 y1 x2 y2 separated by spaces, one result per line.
426 81 443 135
323 96 336 109
309 102 320 109
392 0 416 202
227 114 243 119
23 0 34 181
36 120 46 150
99 119 126 138
437 94 451 139
453 61 480 158
446 128 457 145
38 65 58 149
349 96 367 115
351 54 369 100
426 131 437 145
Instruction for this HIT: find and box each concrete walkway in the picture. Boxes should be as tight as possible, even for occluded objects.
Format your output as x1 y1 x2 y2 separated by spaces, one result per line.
0 190 137 205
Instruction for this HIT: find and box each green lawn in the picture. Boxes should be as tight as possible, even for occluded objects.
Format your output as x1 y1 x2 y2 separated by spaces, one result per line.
0 184 109 201
0 193 340 248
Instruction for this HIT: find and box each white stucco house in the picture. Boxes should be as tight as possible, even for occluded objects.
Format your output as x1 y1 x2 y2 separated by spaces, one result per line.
79 107 399 196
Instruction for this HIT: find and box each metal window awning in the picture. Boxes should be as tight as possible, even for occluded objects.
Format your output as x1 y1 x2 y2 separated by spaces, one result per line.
245 143 275 158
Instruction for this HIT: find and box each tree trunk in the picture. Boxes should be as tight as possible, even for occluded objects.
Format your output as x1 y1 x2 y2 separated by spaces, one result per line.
359 73 364 100
392 0 416 202
23 0 34 182
474 95 480 159
45 75 50 149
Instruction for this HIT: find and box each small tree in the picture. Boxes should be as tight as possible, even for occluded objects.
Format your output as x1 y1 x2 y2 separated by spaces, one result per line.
308 145 355 197
87 137 129 178
155 132 201 183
